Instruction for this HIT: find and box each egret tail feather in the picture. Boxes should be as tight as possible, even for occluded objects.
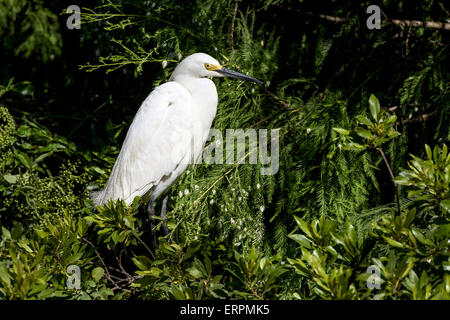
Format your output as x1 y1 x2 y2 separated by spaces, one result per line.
90 190 105 206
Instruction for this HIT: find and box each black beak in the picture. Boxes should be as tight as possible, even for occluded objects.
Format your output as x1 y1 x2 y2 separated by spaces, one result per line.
216 67 264 85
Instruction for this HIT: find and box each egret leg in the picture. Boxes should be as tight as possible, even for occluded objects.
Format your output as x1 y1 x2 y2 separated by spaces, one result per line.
160 195 169 235
147 199 158 250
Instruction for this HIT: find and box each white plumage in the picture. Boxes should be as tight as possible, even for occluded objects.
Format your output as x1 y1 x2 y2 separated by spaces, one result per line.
91 52 262 207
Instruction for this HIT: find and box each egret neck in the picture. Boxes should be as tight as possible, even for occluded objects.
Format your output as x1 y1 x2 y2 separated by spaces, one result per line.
171 74 218 149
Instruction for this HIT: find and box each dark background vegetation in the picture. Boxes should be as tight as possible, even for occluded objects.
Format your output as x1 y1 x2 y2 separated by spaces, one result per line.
0 0 448 299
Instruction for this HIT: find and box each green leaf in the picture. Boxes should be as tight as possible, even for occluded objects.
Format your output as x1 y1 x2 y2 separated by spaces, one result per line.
123 216 133 229
180 241 201 263
1 227 11 240
3 174 17 184
18 240 33 253
369 94 380 122
132 256 153 271
424 144 433 161
346 222 357 246
0 265 11 286
355 127 373 139
383 236 405 248
411 229 434 247
288 234 312 249
187 266 203 279
332 127 350 136
111 230 119 243
293 216 313 239
443 261 450 272
16 151 32 168
92 267 105 282
355 115 373 127
440 200 450 213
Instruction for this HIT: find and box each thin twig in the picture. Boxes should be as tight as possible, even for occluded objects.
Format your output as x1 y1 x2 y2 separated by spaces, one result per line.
82 237 125 291
135 234 156 260
274 4 348 23
439 3 450 16
82 237 138 293
115 248 133 280
306 11 348 23
399 111 436 125
376 147 401 215
82 237 112 279
257 83 291 110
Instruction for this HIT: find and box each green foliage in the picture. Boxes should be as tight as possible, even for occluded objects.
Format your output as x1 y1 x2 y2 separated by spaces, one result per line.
395 144 450 216
0 106 15 165
0 211 114 299
86 198 142 248
287 207 449 299
132 239 287 300
132 239 229 299
284 146 450 299
0 106 91 226
227 247 287 299
0 0 449 300
333 94 400 150
0 0 62 63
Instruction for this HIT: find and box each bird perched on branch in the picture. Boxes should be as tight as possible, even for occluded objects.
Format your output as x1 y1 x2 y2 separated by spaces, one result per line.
90 52 262 245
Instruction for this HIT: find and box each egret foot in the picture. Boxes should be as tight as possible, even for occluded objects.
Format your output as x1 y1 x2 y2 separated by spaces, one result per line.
147 196 170 251
147 200 158 251
160 195 169 236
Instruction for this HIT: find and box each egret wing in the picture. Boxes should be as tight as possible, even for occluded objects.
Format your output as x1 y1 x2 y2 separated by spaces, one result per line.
93 82 194 205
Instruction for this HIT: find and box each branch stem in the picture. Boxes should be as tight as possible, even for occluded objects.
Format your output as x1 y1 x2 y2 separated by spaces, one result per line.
376 147 401 215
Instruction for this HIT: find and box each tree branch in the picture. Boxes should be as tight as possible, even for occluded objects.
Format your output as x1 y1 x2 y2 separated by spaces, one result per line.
273 4 450 31
399 111 436 125
390 19 450 31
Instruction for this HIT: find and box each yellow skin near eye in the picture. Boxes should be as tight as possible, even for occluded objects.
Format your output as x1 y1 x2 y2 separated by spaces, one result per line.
205 63 222 71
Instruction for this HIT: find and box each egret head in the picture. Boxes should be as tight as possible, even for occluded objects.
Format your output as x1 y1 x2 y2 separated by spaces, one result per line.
171 53 263 85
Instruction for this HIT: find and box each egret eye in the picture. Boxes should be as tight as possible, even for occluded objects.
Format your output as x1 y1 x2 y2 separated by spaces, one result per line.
205 63 211 70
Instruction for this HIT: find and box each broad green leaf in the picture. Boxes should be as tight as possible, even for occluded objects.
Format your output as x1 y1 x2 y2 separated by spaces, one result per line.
411 229 434 247
369 94 380 122
1 227 11 240
288 234 312 249
355 127 373 139
425 144 433 161
92 267 105 282
440 200 450 213
186 266 203 279
383 236 404 248
16 151 32 168
0 265 11 286
3 174 17 184
355 115 373 127
123 216 133 229
332 127 350 136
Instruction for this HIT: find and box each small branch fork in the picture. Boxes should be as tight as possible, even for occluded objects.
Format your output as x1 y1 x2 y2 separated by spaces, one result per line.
376 148 401 215
82 237 143 293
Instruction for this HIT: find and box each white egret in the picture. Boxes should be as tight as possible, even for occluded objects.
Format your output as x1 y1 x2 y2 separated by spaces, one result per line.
90 52 262 243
